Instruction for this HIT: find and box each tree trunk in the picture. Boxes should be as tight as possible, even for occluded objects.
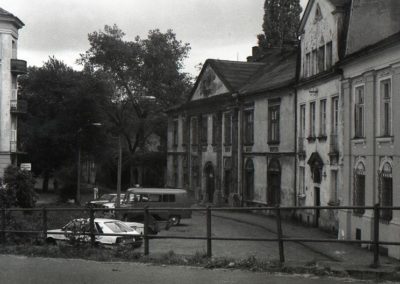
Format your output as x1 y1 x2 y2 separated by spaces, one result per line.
42 171 50 193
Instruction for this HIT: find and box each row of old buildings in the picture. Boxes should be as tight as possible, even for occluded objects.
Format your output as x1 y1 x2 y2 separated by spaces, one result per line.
166 0 400 259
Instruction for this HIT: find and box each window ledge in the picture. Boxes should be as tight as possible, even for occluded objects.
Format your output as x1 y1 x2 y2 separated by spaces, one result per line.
307 136 316 142
267 141 280 145
352 137 366 145
328 200 340 206
243 143 254 146
317 135 327 142
376 136 394 144
297 194 306 199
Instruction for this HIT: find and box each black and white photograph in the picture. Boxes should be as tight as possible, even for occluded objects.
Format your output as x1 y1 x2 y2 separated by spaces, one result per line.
0 0 400 283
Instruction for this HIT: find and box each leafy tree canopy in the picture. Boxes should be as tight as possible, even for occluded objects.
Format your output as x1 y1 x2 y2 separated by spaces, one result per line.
258 0 302 50
18 57 107 191
79 25 192 185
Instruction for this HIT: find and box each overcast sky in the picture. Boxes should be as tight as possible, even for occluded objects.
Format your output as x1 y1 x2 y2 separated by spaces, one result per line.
4 0 308 76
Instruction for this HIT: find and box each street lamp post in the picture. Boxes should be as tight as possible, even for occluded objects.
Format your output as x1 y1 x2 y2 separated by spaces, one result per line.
76 123 102 205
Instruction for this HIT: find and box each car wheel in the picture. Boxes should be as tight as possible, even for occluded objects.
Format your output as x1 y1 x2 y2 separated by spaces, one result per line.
168 216 180 226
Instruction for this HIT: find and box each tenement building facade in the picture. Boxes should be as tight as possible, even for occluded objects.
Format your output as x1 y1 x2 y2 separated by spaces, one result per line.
167 50 297 208
0 8 27 175
167 0 400 259
295 0 349 230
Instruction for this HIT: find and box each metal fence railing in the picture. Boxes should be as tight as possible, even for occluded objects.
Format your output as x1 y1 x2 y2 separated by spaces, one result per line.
1 205 399 268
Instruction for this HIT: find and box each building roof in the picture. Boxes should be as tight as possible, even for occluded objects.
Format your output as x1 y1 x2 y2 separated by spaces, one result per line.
206 59 265 91
345 0 400 56
240 50 297 95
0 7 24 28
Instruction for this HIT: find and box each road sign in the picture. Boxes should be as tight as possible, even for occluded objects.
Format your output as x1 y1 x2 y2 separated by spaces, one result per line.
20 163 31 171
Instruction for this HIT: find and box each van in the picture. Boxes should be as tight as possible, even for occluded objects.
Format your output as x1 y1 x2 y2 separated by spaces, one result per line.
121 188 192 225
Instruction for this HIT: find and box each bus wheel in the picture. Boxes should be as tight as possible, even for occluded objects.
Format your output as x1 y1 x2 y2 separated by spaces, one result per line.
169 216 180 226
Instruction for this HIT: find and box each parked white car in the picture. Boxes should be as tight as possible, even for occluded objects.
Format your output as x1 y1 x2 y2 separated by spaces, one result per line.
46 218 142 247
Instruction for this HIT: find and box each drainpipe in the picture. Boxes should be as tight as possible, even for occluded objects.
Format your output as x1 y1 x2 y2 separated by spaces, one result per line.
294 88 298 207
372 73 377 207
234 93 244 206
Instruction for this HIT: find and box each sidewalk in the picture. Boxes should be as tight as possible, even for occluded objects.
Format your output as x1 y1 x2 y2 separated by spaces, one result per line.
207 208 400 280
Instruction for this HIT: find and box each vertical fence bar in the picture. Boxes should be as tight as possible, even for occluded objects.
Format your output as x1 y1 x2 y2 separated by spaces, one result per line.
372 203 380 268
206 206 212 258
42 208 47 243
276 205 285 263
89 208 95 247
144 206 149 255
1 208 5 244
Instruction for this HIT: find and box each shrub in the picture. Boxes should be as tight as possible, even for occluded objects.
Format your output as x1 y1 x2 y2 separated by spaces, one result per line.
1 165 36 208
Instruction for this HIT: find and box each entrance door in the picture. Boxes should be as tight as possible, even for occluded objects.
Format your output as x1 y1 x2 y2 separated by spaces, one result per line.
315 187 320 227
205 163 215 203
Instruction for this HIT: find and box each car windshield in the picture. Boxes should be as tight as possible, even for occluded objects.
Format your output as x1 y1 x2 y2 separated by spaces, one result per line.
98 194 114 202
104 221 134 233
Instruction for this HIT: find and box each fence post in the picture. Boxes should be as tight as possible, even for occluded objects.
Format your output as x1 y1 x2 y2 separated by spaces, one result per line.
276 205 285 263
42 208 47 243
1 207 5 245
206 206 212 258
372 203 380 268
144 206 149 255
89 208 95 247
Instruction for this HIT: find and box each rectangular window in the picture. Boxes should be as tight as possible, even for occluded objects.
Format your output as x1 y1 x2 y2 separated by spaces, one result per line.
309 102 316 137
173 156 179 187
380 79 392 136
331 96 339 134
300 104 306 137
330 170 338 203
305 53 311 77
268 105 280 143
312 49 317 75
326 42 332 69
191 117 198 145
319 99 327 136
173 119 178 146
201 115 208 144
212 114 217 145
318 45 325 73
299 167 305 195
244 110 254 145
354 86 365 138
224 112 232 145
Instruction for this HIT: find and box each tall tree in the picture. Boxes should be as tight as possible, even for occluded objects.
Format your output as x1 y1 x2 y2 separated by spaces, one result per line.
80 25 192 185
19 57 106 192
258 0 302 50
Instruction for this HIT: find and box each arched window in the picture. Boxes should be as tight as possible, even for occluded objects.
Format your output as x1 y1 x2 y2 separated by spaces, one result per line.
267 159 281 205
353 162 366 214
244 159 254 201
379 162 393 221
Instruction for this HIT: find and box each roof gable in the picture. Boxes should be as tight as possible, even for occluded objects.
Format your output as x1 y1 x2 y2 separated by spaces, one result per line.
189 59 264 101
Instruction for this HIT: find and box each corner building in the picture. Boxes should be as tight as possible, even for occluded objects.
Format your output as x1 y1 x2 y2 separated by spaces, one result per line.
0 8 27 175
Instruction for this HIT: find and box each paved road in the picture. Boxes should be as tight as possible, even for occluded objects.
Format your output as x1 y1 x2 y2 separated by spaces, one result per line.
0 255 381 284
143 211 335 262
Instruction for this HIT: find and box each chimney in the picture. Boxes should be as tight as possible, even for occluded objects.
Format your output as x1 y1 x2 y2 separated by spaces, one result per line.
252 46 260 59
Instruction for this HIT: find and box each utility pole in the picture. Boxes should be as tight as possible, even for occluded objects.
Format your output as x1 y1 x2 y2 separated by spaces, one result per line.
116 134 122 208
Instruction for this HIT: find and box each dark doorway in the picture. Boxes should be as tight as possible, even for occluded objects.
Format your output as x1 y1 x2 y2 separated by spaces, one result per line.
204 163 215 203
315 187 321 227
267 159 281 205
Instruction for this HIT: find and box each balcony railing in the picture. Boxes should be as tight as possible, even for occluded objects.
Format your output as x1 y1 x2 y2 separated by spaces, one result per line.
11 59 27 75
10 100 27 114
